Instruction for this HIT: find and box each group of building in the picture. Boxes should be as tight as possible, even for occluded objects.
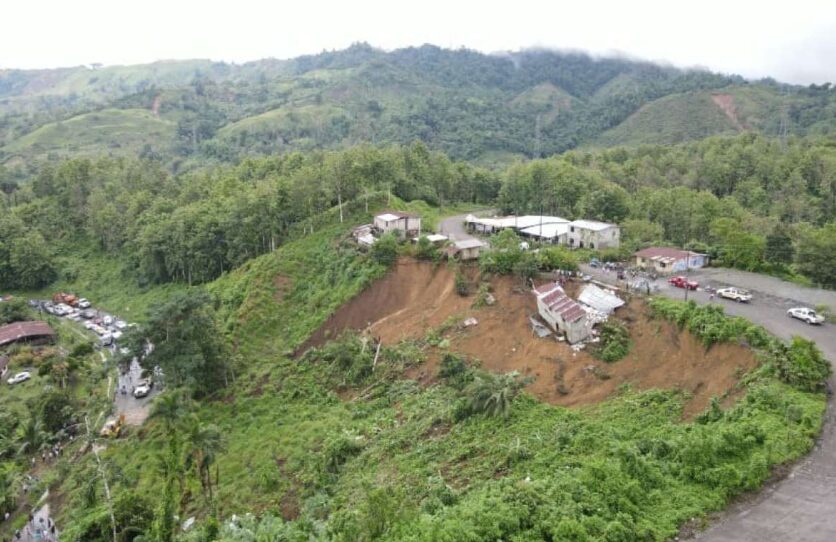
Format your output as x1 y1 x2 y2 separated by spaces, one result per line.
354 211 487 261
465 214 621 250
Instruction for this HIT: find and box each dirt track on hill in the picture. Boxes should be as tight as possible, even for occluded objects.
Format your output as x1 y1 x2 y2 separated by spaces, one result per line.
302 259 757 416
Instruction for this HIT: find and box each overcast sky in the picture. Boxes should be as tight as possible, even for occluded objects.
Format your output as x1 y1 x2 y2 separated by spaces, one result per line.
3 0 835 84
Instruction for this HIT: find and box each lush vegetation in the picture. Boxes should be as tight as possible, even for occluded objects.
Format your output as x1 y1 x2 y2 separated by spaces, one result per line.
498 134 836 286
1 144 497 289
591 321 632 363
21 221 818 542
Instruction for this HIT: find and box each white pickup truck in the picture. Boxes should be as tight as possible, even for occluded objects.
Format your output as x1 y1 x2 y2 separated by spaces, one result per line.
787 307 825 325
716 287 752 303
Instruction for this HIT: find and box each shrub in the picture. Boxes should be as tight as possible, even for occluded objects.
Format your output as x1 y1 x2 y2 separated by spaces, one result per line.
463 371 530 419
0 299 29 325
371 233 399 267
536 246 579 272
772 337 831 391
591 321 631 363
415 235 438 261
455 270 469 296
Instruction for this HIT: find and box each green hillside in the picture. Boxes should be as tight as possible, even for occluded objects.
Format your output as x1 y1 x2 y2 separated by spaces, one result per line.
1 108 176 161
592 91 740 147
1 44 834 173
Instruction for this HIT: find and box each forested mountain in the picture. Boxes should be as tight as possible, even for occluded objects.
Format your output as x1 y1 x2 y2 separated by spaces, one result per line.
2 44 834 177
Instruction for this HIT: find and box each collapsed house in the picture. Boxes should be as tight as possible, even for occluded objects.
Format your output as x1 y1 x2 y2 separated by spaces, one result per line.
533 282 589 344
578 284 625 315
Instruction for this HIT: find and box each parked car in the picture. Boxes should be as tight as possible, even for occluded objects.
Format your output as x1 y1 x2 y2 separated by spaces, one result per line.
133 379 153 398
717 287 752 302
100 334 113 346
787 307 825 325
111 330 123 341
114 320 128 330
589 258 600 268
77 298 91 309
668 276 699 290
103 316 114 326
7 371 31 385
82 309 96 319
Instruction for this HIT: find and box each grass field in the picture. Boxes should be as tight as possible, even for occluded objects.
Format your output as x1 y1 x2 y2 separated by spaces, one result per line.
2 108 176 162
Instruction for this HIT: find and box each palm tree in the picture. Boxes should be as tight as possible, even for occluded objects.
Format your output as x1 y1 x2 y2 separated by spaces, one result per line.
184 423 225 504
149 390 191 433
466 371 529 419
16 414 46 456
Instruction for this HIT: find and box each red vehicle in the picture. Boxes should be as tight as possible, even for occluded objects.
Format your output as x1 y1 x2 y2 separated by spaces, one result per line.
668 276 698 290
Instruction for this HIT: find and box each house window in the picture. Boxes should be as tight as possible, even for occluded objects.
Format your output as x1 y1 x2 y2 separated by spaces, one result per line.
570 226 575 233
590 242 595 249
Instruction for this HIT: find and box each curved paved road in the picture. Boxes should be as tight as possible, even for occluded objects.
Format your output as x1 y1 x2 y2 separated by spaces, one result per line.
438 210 495 242
581 265 836 541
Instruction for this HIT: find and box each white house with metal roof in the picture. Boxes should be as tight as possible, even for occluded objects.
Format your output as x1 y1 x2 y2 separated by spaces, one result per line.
374 211 422 237
532 282 589 343
567 220 620 250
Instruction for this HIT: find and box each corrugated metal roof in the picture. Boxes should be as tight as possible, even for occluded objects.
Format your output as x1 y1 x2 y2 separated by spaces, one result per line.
0 321 56 347
569 220 616 231
455 239 485 250
376 213 402 222
520 222 570 239
578 284 624 314
634 247 704 261
535 284 586 323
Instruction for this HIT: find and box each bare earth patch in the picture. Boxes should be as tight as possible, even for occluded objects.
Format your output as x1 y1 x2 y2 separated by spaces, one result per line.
303 260 758 417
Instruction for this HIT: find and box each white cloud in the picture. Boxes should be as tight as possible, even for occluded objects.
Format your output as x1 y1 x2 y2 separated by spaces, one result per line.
2 0 834 84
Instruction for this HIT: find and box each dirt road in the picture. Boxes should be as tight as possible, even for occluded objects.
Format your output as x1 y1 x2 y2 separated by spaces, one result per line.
581 264 836 541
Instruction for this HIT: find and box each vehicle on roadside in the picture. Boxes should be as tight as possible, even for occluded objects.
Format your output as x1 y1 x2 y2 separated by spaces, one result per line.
114 320 128 330
103 315 114 326
717 287 752 302
82 309 96 319
787 307 825 325
133 379 153 398
589 258 600 268
77 298 91 309
100 334 113 346
111 330 123 341
7 371 31 385
55 304 73 316
668 276 699 290
100 414 125 438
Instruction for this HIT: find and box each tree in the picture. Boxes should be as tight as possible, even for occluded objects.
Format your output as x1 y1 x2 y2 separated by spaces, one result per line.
465 371 529 419
371 233 399 267
764 229 794 265
185 423 225 505
795 223 836 288
133 291 228 396
0 298 29 325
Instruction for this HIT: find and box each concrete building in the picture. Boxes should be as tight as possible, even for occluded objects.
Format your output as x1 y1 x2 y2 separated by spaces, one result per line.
533 282 589 343
633 247 708 275
373 211 422 237
450 239 486 261
567 220 620 250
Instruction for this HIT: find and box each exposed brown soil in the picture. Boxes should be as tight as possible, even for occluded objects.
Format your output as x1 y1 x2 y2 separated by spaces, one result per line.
303 259 758 418
151 94 162 116
711 93 747 131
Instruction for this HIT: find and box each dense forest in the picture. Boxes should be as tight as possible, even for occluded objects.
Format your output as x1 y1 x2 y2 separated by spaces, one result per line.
3 134 834 289
1 44 835 176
